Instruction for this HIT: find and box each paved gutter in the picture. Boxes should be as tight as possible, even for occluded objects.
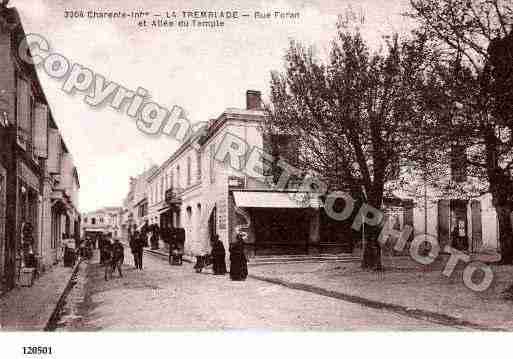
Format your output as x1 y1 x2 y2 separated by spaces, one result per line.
44 260 83 331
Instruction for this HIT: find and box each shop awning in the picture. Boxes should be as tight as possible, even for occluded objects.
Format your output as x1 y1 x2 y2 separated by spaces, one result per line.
158 206 170 214
233 191 322 209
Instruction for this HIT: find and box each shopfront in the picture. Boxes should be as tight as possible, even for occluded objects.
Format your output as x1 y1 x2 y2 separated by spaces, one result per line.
17 161 41 272
231 190 322 256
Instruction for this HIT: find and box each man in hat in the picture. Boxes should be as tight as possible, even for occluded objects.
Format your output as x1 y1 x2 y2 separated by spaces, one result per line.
110 238 124 279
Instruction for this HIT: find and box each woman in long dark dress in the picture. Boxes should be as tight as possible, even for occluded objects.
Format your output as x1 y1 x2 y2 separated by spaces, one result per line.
211 235 227 275
229 232 248 281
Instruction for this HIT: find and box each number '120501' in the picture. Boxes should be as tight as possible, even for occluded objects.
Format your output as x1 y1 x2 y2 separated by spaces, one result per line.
23 346 52 355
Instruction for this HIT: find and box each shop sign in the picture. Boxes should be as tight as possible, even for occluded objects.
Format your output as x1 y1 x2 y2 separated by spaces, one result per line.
217 199 228 230
165 188 181 204
228 176 245 188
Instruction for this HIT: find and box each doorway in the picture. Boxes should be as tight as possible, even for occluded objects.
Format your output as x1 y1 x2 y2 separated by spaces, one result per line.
250 208 310 255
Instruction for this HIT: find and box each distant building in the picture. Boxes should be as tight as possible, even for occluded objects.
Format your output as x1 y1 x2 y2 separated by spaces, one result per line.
81 207 123 238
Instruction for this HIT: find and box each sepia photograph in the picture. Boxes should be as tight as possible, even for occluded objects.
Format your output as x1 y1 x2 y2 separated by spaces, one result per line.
0 0 513 356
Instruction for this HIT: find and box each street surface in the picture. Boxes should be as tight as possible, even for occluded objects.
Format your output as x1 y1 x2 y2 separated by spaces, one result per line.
57 247 454 330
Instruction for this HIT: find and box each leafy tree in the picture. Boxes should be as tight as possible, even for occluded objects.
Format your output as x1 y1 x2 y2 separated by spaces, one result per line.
409 0 513 263
266 19 437 270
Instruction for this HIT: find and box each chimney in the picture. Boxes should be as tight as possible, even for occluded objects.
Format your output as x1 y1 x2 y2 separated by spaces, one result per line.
246 90 262 110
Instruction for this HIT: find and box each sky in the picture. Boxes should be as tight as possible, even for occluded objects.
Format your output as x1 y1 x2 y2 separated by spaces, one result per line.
13 0 414 213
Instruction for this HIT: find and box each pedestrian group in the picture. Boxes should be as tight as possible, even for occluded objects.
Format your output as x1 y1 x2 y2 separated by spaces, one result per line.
94 220 248 282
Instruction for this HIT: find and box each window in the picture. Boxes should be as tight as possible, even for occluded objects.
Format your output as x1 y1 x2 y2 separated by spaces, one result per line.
187 156 191 186
161 177 165 201
16 78 32 151
177 166 180 188
197 150 202 181
92 218 96 225
84 217 88 223
170 171 174 189
210 144 215 183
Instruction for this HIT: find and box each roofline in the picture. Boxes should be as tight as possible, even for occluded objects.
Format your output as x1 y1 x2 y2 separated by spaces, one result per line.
147 108 266 182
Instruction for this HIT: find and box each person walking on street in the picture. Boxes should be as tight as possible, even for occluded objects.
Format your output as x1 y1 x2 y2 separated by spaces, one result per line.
136 229 147 270
98 234 105 264
229 232 248 281
129 230 142 269
211 235 227 275
175 227 185 266
110 238 124 278
103 238 113 281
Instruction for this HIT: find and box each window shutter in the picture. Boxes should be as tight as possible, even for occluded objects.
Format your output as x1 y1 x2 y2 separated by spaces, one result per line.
61 153 73 190
47 129 61 174
470 200 482 252
197 151 202 181
33 103 48 158
438 200 450 249
16 78 31 150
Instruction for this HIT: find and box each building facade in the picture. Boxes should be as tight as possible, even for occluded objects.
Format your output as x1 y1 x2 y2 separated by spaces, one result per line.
0 5 80 294
129 90 341 260
120 166 157 237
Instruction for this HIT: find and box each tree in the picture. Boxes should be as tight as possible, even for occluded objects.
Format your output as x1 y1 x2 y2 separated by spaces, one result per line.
266 19 437 270
409 0 513 263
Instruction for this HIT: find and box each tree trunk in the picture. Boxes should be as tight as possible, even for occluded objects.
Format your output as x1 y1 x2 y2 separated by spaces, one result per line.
361 190 384 271
496 205 513 264
361 223 383 270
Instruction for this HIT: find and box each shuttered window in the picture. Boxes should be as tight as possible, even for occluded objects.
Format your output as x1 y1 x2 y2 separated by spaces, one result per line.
210 144 215 184
33 103 48 158
187 156 191 186
197 150 202 181
47 129 61 174
16 78 32 151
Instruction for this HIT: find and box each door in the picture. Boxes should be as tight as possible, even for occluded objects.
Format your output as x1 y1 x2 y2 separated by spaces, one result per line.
0 165 6 290
471 200 482 252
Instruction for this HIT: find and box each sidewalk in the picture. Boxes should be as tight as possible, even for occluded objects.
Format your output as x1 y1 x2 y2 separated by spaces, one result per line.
249 254 513 330
1 260 81 331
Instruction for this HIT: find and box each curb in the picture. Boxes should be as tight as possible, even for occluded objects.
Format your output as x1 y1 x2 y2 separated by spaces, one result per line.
249 274 506 331
44 259 83 331
143 247 193 263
